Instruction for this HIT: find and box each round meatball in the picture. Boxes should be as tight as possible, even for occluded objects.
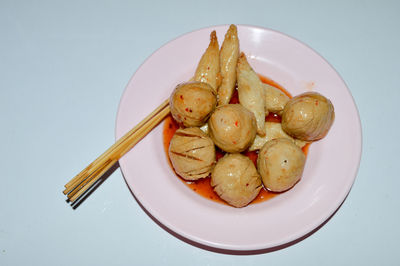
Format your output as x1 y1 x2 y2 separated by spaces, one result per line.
169 127 216 181
170 82 217 127
208 104 257 153
281 92 334 141
257 138 306 192
211 153 262 208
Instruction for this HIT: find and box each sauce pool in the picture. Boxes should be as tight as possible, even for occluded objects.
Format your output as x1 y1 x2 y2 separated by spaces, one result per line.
162 75 310 206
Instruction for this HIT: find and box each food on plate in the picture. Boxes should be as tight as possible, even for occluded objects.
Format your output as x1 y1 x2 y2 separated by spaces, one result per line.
263 83 290 116
249 122 308 151
208 104 257 153
257 138 306 192
218 24 240 106
169 81 217 127
199 123 209 135
211 153 262 207
282 92 335 141
164 25 335 207
237 52 266 136
194 31 221 93
168 127 216 181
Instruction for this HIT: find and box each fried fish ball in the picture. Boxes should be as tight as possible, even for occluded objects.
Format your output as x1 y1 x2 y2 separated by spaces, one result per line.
194 30 220 92
257 138 306 192
237 52 266 136
208 104 257 153
218 24 240 106
211 153 262 208
170 81 217 127
169 127 216 181
263 84 290 115
248 122 308 151
282 92 334 141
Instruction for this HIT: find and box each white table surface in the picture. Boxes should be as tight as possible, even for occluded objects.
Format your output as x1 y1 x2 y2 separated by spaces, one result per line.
1 0 399 265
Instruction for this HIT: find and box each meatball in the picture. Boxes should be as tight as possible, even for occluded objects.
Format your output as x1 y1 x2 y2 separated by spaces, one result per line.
208 104 257 153
170 82 217 127
211 153 262 208
281 92 334 141
169 127 216 181
257 138 306 192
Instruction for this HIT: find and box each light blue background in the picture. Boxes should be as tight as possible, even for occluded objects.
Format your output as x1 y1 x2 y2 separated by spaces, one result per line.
1 0 399 265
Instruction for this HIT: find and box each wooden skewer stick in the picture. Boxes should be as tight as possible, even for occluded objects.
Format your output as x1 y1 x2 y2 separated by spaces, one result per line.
64 99 169 192
64 99 170 203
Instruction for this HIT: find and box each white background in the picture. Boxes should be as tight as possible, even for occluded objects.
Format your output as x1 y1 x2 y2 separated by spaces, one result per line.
1 0 399 265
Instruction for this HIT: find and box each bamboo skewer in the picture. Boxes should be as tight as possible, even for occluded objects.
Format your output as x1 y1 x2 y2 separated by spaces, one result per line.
64 99 169 191
64 99 170 204
68 158 116 202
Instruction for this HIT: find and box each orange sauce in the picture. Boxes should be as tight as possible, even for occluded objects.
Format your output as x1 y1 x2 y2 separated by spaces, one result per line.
162 75 310 206
258 75 292 98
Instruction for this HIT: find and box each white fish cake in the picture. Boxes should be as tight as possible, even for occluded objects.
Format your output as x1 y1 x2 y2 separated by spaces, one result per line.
218 24 239 106
249 122 308 151
263 83 290 116
237 52 266 136
194 31 220 93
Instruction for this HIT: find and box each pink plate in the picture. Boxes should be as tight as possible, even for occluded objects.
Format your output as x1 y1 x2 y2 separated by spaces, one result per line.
115 25 362 251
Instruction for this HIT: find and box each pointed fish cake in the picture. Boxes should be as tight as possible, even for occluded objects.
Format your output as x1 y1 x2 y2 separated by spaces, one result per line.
248 122 308 151
218 24 240 105
237 52 266 136
263 83 290 115
194 31 220 93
